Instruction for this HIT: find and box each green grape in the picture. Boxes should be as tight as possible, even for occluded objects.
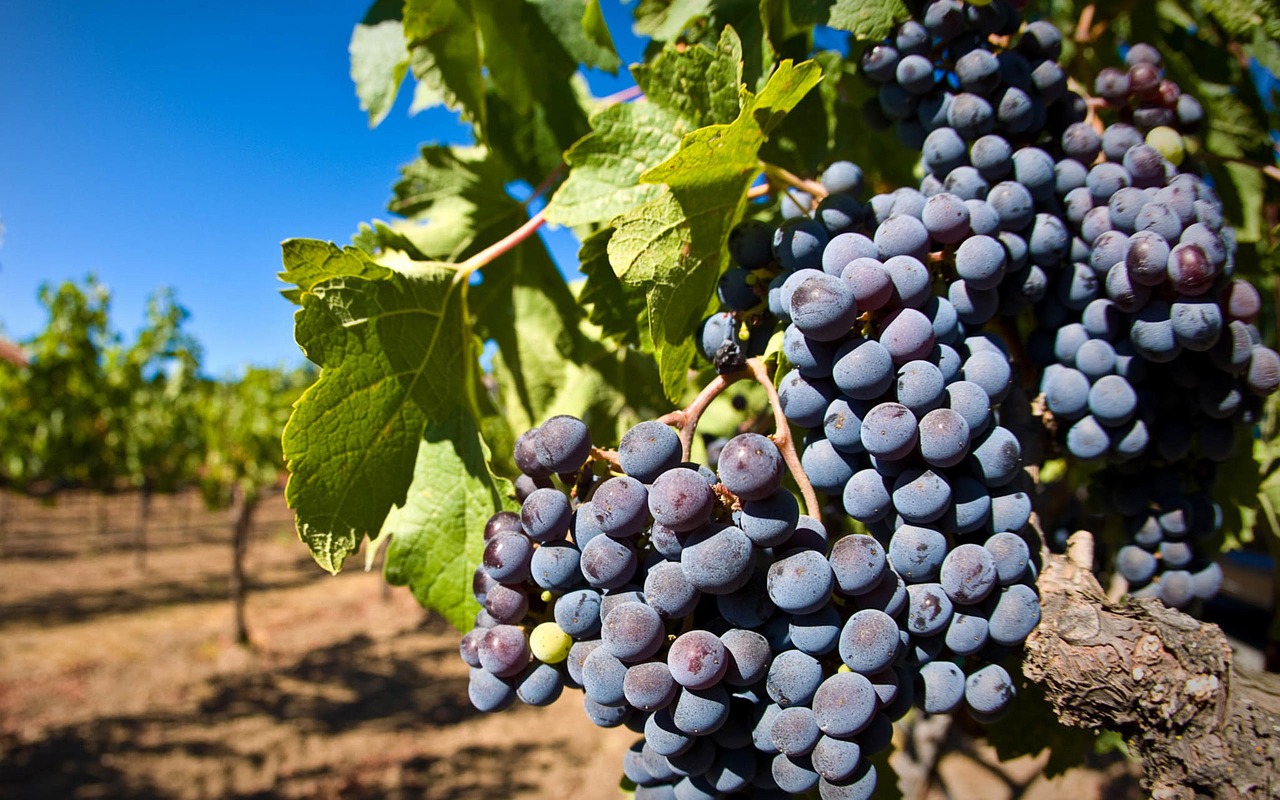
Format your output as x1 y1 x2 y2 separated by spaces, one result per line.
530 621 573 663
1145 126 1184 166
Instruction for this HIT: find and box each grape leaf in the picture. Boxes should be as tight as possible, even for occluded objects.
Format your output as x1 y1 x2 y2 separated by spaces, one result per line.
609 59 823 399
545 103 686 227
578 227 647 345
281 244 475 574
403 0 487 131
824 0 912 41
382 409 516 632
278 239 394 305
546 28 745 228
1202 0 1280 39
349 0 411 127
632 0 717 40
582 0 619 61
471 233 586 431
389 145 526 259
632 28 744 127
531 0 620 73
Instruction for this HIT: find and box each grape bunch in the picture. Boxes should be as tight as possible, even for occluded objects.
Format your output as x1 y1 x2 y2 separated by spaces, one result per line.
860 0 1073 151
464 403 1038 799
1107 471 1226 608
845 5 1279 609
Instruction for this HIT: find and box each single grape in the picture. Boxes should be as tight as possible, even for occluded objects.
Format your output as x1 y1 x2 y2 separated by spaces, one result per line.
985 531 1030 584
918 660 966 714
718 433 784 501
620 421 683 483
833 338 895 400
667 630 728 690
965 663 1016 720
823 161 866 196
988 583 1041 645
839 609 901 675
681 525 755 594
860 402 920 461
791 273 860 341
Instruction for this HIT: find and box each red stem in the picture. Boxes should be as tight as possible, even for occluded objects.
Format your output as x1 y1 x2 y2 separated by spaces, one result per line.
460 209 547 275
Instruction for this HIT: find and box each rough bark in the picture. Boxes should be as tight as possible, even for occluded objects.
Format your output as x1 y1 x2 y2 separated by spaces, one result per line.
229 486 255 645
1027 532 1280 800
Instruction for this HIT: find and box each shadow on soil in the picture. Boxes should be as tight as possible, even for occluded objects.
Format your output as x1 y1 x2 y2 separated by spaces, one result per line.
0 568 321 627
0 630 546 799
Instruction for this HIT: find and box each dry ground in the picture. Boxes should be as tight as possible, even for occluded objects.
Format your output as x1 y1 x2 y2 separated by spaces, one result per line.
0 490 1140 799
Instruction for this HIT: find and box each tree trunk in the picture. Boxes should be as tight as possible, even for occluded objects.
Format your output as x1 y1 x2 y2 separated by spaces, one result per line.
0 490 8 555
1027 532 1280 800
134 480 151 571
184 488 195 536
229 486 256 646
96 493 109 538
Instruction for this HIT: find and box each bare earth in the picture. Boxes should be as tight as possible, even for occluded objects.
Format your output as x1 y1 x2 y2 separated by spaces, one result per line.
0 491 1140 799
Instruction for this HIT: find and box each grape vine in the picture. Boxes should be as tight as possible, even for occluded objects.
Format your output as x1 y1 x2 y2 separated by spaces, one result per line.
283 0 1280 797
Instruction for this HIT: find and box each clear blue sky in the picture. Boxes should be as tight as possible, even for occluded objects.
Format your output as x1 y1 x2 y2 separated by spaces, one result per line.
0 2 642 375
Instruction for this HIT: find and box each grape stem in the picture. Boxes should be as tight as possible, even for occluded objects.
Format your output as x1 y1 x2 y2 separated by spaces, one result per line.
744 357 822 520
763 164 828 202
1072 4 1098 43
657 358 821 520
658 372 741 460
458 209 547 280
590 446 621 471
525 163 566 208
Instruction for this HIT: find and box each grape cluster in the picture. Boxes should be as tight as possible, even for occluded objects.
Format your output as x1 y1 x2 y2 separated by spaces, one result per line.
1108 473 1225 608
466 408 1035 799
851 7 1278 610
861 0 1074 151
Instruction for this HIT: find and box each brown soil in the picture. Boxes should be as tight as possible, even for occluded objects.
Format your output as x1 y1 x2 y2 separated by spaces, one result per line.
0 490 1140 799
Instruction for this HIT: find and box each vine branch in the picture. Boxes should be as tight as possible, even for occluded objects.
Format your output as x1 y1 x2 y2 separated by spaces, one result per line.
1027 532 1280 800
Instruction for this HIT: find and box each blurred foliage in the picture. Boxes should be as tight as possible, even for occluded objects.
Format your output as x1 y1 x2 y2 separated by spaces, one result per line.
0 278 312 507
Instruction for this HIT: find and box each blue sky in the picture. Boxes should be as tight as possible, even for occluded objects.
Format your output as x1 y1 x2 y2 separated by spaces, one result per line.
0 2 642 375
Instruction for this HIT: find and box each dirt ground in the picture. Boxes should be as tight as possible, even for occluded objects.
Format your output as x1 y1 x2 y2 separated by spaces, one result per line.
0 490 1141 799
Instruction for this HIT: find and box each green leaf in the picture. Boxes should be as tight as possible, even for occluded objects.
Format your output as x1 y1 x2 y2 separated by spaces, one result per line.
632 28 745 127
278 239 394 304
582 0 619 63
1202 0 1280 39
545 28 745 227
382 409 516 632
825 0 912 41
281 244 475 574
633 0 717 41
609 58 822 399
349 0 411 128
389 145 525 259
403 0 487 130
530 0 620 73
471 233 585 431
545 102 685 227
577 227 647 345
